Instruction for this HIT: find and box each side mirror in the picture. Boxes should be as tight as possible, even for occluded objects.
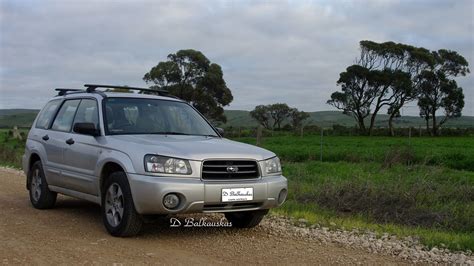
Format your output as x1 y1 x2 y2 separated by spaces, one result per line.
216 127 224 136
73 123 100 136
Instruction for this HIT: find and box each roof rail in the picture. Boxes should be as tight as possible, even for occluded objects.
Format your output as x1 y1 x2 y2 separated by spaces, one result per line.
84 84 171 97
55 88 84 96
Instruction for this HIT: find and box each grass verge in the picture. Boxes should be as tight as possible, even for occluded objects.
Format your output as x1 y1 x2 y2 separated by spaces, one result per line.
275 161 474 251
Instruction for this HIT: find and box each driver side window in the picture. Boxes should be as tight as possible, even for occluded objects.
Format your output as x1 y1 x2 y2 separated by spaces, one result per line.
73 99 99 132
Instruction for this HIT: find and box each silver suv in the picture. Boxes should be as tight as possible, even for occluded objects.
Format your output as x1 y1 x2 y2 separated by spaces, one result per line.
23 84 288 236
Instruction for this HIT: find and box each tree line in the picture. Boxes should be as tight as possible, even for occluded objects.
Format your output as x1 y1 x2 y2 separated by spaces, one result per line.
141 41 469 136
327 41 469 136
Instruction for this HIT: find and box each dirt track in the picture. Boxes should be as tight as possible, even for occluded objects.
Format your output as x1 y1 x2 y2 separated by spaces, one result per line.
0 168 403 265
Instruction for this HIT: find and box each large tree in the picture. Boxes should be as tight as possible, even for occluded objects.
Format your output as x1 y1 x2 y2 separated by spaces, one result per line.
143 49 233 122
327 40 464 136
327 65 410 135
357 41 435 135
327 65 374 134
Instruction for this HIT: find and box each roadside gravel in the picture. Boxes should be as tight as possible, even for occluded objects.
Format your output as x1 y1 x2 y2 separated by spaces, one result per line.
261 216 473 265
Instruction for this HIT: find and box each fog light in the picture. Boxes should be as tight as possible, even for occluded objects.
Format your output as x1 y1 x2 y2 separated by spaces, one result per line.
278 189 287 205
163 193 180 209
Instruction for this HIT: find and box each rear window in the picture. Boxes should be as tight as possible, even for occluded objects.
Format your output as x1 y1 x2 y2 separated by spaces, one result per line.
35 99 62 129
51 99 81 132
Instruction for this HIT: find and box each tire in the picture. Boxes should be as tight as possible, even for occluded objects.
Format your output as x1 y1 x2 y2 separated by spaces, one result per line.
28 161 57 209
102 171 143 237
225 209 269 228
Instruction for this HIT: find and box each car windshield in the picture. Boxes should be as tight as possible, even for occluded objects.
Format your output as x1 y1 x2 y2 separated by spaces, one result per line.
104 97 218 137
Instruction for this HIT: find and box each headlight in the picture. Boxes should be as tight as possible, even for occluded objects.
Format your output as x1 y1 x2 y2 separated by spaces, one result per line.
262 157 282 175
144 155 192 175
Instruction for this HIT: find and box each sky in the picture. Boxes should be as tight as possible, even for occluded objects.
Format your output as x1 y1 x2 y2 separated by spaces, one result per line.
1 0 473 116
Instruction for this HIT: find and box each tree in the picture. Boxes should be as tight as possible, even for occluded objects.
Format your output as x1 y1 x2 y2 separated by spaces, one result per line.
250 103 295 130
356 41 434 135
289 108 310 129
143 49 233 122
250 105 272 130
327 40 465 136
417 49 469 136
268 103 291 130
327 65 377 135
417 71 465 136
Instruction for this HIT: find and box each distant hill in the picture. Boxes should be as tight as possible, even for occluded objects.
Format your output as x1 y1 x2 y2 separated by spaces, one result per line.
0 109 39 128
0 108 473 129
223 110 474 128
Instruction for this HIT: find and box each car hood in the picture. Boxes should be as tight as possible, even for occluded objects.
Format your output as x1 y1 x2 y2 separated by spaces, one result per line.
106 135 275 161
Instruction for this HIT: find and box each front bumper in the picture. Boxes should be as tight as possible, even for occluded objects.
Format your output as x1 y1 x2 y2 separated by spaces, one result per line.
127 173 288 214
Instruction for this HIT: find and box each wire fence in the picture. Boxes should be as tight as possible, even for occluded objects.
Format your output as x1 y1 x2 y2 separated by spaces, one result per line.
223 125 473 171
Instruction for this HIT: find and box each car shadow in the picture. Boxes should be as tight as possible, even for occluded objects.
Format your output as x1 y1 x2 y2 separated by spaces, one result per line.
140 214 246 238
51 197 255 239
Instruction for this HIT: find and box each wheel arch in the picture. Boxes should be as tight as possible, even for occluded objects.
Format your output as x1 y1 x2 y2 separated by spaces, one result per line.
26 153 42 190
99 161 126 196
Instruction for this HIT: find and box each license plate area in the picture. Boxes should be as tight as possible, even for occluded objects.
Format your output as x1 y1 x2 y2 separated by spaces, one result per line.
221 188 253 202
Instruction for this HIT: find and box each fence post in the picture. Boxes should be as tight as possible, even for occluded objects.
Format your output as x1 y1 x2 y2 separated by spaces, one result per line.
408 127 412 146
300 126 304 138
256 126 262 146
320 128 323 162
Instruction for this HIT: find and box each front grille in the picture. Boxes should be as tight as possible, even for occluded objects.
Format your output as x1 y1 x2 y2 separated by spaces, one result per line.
202 160 260 180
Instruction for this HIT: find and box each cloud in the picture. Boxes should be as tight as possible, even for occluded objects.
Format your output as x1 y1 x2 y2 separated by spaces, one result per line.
1 0 473 116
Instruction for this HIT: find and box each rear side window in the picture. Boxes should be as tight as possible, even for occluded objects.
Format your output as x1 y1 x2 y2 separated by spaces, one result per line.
51 100 81 132
73 99 99 131
35 99 62 129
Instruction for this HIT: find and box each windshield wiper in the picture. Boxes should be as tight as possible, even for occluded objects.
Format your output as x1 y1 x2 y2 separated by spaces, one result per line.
194 134 219 138
153 131 191 135
152 132 219 137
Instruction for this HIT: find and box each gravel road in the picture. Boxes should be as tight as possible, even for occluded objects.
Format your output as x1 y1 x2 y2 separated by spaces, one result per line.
0 168 471 265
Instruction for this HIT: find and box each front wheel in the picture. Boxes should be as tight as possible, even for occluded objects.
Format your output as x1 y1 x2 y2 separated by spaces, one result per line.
225 209 269 228
102 172 143 237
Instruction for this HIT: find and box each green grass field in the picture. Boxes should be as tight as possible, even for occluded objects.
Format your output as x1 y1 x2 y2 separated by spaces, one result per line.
229 135 474 251
0 129 472 251
235 135 474 171
0 129 27 168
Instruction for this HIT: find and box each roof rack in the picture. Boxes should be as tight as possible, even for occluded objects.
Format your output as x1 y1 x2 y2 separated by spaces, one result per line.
55 84 179 99
55 88 84 96
84 84 171 97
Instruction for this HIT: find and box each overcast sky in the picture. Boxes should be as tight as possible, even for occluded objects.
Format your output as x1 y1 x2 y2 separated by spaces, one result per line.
1 0 473 115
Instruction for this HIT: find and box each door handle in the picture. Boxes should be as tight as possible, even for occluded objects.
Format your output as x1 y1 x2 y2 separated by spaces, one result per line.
42 135 49 141
66 138 75 145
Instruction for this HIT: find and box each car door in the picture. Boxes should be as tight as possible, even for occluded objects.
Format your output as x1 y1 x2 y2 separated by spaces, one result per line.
61 98 102 196
48 99 81 189
30 99 63 186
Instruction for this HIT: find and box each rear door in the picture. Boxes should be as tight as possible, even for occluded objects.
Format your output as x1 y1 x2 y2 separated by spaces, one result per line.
61 98 102 195
30 99 63 185
48 99 81 188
